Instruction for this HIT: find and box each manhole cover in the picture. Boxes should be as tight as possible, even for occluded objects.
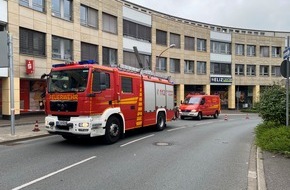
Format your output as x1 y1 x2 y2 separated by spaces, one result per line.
154 142 172 146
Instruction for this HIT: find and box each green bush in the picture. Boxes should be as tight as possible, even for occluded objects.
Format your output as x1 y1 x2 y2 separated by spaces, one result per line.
255 122 290 155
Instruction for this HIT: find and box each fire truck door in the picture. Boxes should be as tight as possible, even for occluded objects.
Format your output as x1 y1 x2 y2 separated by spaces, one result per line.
119 76 140 129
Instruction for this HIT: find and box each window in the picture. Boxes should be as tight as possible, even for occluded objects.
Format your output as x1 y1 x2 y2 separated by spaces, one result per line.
52 0 72 21
235 64 244 75
260 65 269 76
103 47 117 66
184 60 194 73
260 46 270 57
184 36 195 51
197 38 206 51
156 57 167 72
122 77 133 93
170 33 180 48
19 0 45 12
102 13 117 34
210 41 231 54
80 5 98 28
156 30 167 46
92 71 110 91
235 44 244 55
20 28 45 56
197 61 206 74
271 66 281 76
123 20 151 42
246 65 256 76
272 46 281 58
123 51 151 69
52 36 72 60
170 58 180 73
210 62 231 75
81 42 98 61
247 45 256 56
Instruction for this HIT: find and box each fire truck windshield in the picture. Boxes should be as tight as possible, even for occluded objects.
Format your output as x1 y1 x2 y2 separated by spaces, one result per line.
48 69 89 93
183 97 201 105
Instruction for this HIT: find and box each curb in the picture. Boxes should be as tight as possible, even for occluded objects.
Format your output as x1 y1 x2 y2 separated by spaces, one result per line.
257 147 267 190
0 133 51 145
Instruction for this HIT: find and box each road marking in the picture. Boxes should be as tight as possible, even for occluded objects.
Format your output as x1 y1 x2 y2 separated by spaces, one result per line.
167 126 187 131
12 156 96 190
120 134 154 147
195 122 213 126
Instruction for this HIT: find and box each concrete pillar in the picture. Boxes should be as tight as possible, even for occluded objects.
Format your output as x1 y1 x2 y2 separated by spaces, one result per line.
228 85 236 110
176 84 184 106
253 85 260 103
203 84 210 95
2 77 20 119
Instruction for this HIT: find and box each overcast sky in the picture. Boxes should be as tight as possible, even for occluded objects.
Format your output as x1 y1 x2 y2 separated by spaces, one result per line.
125 0 290 31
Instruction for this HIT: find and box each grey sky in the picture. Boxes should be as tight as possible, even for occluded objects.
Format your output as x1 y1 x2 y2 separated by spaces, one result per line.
126 0 290 31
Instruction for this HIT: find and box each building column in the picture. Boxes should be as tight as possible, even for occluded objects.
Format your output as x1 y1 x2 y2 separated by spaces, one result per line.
228 85 236 110
253 85 260 104
176 84 184 106
203 84 210 95
2 77 20 119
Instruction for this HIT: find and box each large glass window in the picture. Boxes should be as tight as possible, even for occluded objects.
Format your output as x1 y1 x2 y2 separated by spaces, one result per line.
235 64 244 75
123 20 151 42
260 65 269 76
246 65 256 76
184 60 194 74
102 13 117 34
81 42 98 61
19 0 45 12
235 44 244 55
197 61 206 74
170 33 180 48
170 58 180 73
210 62 231 75
247 45 256 56
184 36 195 51
272 46 281 58
271 66 281 76
20 27 46 56
260 46 270 57
123 51 151 69
156 57 167 72
197 38 206 52
103 47 117 66
52 36 72 60
156 30 167 46
80 4 98 28
52 0 72 21
211 41 231 54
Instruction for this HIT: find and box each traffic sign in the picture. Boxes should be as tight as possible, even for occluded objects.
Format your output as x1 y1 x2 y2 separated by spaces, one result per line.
280 60 290 78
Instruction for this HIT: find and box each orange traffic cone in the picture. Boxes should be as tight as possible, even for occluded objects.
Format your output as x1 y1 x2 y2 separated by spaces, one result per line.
224 114 228 121
32 120 40 132
246 113 249 119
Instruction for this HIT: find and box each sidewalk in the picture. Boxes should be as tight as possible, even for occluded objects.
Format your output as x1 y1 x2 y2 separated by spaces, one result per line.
0 111 289 190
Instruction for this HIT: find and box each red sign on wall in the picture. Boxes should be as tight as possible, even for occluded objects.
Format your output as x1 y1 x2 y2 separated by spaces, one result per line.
26 60 34 74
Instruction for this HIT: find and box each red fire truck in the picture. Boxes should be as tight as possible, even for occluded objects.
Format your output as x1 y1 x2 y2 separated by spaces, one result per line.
42 60 175 144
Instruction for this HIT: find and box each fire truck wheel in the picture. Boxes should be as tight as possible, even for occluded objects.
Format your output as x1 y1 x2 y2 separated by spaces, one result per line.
104 116 121 144
197 112 202 120
156 112 166 131
213 111 219 119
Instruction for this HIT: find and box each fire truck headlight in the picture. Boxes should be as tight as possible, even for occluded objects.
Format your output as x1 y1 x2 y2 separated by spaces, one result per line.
79 122 89 128
191 110 197 113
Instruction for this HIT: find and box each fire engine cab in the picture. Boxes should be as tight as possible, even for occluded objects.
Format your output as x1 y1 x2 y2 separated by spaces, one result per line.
42 60 175 144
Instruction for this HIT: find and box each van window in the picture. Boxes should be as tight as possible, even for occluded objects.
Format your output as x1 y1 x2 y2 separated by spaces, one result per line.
184 97 201 105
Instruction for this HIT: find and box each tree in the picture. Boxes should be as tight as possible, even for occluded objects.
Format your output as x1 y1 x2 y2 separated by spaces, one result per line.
259 84 287 125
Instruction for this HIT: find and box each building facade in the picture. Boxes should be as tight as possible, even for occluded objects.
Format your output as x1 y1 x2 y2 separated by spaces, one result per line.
0 0 288 118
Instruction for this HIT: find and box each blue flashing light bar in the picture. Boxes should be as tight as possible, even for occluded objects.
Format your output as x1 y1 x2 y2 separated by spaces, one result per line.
52 60 96 68
79 60 96 65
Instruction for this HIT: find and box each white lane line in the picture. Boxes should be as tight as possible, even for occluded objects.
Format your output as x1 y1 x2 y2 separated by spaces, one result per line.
12 156 96 190
167 126 187 131
195 122 213 126
120 134 154 147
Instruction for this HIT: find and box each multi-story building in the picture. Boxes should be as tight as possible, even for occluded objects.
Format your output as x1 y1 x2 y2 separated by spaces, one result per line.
0 0 287 119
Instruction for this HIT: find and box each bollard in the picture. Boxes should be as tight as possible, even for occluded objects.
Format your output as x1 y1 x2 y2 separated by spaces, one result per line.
224 114 228 121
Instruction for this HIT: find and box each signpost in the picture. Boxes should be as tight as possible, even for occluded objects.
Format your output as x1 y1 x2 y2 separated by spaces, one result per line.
282 36 290 126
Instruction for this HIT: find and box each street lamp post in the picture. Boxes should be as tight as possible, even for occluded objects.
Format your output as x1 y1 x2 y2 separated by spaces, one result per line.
156 44 175 72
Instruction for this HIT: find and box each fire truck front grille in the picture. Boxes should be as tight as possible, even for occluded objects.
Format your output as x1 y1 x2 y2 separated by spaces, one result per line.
50 101 77 112
180 109 191 112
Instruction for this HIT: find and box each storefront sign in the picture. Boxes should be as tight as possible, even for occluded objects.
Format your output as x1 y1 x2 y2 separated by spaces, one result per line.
26 60 34 74
210 76 232 84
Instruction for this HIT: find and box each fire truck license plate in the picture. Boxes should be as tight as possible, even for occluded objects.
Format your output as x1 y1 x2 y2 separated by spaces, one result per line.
56 121 67 126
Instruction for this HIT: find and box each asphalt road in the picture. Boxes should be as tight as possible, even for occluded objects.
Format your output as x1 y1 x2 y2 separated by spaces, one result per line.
0 114 261 190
